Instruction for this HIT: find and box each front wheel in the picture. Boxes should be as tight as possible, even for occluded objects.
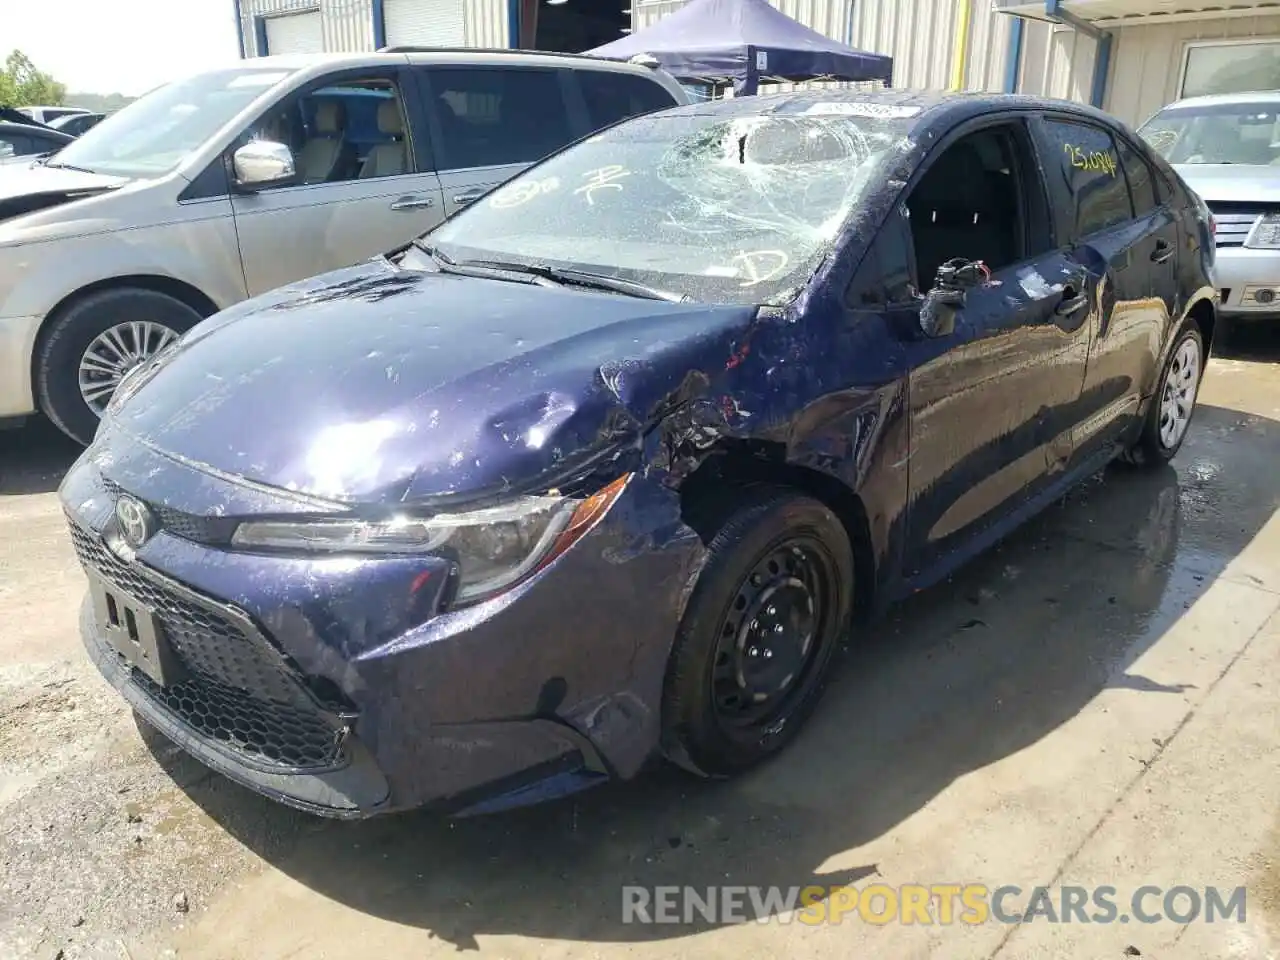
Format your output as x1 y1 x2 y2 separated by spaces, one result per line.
662 488 855 777
1121 321 1204 467
36 288 201 445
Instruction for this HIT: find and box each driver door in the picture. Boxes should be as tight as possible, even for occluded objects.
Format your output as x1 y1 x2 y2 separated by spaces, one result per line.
229 67 446 296
900 119 1091 582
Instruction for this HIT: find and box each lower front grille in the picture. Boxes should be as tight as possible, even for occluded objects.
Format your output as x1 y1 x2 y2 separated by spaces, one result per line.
69 522 345 771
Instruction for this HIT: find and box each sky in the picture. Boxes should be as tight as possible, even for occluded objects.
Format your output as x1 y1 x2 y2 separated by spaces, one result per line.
7 0 242 97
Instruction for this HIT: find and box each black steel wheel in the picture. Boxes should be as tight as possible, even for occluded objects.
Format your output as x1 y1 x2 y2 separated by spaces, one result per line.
662 487 854 776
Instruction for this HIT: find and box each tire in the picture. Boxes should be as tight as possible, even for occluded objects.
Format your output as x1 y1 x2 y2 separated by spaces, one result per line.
662 487 855 777
36 288 202 445
1121 320 1205 468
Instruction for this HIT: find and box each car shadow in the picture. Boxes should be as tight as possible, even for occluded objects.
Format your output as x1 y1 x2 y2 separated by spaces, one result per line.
138 400 1280 948
0 417 82 496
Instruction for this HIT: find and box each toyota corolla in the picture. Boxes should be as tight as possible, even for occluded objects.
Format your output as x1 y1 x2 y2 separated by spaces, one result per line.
60 91 1216 818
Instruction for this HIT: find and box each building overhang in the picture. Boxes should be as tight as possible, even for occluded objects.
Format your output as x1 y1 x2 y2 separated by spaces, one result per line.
996 0 1280 28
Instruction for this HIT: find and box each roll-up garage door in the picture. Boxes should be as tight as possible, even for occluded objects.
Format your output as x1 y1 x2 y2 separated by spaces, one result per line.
264 11 325 55
384 0 466 47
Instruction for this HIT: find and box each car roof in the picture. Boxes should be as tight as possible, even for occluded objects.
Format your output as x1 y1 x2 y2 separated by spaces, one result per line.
652 88 1121 135
1159 90 1280 110
0 121 73 138
245 49 676 77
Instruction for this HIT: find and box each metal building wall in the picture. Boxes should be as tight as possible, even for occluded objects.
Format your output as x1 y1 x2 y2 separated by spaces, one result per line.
239 0 509 55
632 0 1015 93
1007 13 1280 129
1103 15 1280 126
464 0 511 47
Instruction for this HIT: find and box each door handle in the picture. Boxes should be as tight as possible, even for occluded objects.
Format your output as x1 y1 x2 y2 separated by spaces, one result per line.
1055 288 1089 316
390 195 435 211
1151 239 1174 264
453 191 484 205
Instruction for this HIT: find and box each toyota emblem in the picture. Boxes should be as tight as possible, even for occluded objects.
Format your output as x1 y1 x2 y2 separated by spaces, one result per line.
115 495 155 548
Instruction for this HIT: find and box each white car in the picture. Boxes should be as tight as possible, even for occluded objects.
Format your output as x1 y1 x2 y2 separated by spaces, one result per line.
1139 91 1280 330
0 50 687 443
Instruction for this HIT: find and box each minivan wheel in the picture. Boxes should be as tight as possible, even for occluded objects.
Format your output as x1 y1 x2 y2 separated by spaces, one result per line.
1120 321 1204 468
36 288 201 445
662 488 854 777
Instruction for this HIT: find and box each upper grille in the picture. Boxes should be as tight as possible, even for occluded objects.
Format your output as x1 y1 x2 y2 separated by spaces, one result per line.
1205 202 1270 248
69 522 345 771
100 477 233 545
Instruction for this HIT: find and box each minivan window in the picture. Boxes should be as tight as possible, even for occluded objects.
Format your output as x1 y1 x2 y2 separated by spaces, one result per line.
428 67 572 170
1041 119 1132 237
49 67 296 178
579 71 678 128
426 110 911 305
1139 101 1280 166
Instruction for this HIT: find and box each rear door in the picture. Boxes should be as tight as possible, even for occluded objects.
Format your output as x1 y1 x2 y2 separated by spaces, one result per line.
1033 116 1169 463
418 66 581 218
230 66 446 296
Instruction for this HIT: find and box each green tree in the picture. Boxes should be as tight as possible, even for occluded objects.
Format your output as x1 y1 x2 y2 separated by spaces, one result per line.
0 50 66 107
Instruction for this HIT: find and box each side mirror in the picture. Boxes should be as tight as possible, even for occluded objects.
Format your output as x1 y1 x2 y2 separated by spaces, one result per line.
232 139 297 191
919 258 987 338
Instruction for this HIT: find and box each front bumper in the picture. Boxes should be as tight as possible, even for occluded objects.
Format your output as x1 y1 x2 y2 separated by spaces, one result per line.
1212 247 1280 317
63 434 704 817
0 314 41 418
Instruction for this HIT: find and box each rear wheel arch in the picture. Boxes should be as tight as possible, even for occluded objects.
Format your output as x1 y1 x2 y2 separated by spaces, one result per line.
1186 296 1216 357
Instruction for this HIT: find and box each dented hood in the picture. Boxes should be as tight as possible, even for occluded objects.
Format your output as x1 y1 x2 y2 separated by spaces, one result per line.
0 162 128 221
109 258 758 504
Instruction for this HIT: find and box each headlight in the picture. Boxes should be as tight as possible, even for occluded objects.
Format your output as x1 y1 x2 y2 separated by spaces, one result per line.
1246 213 1280 249
232 474 631 603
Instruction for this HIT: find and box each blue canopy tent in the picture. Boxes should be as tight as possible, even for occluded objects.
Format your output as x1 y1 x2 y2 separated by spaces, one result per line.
586 0 893 96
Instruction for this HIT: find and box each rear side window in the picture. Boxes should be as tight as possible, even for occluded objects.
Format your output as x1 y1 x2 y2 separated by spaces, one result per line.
1116 137 1158 216
1041 118 1132 237
0 134 31 156
578 71 677 129
428 67 573 170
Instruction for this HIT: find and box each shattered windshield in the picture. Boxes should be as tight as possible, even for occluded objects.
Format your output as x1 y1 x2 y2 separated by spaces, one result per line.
1139 102 1280 166
424 108 911 305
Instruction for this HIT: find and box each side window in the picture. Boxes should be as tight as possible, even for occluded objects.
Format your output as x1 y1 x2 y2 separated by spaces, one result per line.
1041 119 1132 237
1116 136 1158 216
904 124 1050 289
428 67 573 170
243 75 414 186
578 71 677 129
0 136 17 158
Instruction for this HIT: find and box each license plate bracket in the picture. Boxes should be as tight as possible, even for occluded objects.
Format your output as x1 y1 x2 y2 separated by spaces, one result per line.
87 574 182 687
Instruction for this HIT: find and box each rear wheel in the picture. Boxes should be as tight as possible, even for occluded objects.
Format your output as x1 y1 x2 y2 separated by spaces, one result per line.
36 288 201 445
662 488 854 776
1121 321 1204 467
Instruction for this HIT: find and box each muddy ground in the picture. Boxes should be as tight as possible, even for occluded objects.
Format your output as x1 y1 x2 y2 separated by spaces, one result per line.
1 334 1279 960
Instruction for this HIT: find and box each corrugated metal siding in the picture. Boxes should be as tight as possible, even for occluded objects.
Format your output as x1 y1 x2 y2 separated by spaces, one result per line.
632 0 1013 93
464 0 510 47
241 0 508 55
1105 16 1280 126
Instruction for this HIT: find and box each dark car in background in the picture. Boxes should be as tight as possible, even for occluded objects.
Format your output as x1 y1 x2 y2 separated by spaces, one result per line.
0 121 75 164
60 90 1216 819
49 111 106 137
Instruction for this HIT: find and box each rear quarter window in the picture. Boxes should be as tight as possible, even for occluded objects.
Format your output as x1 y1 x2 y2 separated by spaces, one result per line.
1041 118 1133 238
578 71 678 129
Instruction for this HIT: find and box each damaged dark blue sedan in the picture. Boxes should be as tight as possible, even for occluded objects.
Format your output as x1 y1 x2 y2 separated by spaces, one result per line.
61 90 1216 818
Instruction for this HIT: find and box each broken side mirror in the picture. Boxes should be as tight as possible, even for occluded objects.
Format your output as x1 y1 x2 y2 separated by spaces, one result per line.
919 258 987 338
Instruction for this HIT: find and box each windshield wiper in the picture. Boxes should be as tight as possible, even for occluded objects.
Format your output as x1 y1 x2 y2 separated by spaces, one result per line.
452 257 687 302
410 241 685 301
40 159 96 173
